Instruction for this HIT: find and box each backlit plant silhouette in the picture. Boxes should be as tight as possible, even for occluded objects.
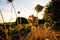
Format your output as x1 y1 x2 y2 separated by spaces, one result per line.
0 10 9 40
35 4 44 25
7 0 19 25
0 10 5 27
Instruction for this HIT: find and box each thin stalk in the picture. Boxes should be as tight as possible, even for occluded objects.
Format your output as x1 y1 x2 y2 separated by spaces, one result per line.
11 3 21 40
20 18 21 26
0 10 6 29
9 7 13 40
11 3 19 25
0 10 8 40
9 6 13 29
36 12 40 39
36 12 39 26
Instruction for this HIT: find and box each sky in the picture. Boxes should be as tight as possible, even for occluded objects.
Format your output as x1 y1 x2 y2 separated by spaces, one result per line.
0 0 51 23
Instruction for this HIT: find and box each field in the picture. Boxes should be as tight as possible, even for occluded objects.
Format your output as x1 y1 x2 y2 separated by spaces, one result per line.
0 0 60 40
0 23 60 40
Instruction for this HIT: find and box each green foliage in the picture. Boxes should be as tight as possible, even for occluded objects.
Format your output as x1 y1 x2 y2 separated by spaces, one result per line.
43 2 55 28
43 2 53 23
43 0 60 30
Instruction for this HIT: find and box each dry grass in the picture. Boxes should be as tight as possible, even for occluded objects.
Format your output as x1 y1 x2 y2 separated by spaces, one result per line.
24 26 60 40
0 24 60 40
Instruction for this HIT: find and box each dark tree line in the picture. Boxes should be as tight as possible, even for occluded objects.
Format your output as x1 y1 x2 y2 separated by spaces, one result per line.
52 0 60 22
